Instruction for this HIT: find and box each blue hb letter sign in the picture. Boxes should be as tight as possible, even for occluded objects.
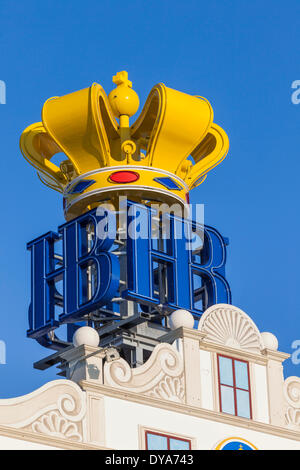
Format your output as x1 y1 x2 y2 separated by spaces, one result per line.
124 202 231 315
27 209 120 339
27 201 231 347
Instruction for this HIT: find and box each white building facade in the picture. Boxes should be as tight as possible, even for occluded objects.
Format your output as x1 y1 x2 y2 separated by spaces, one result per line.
0 304 299 450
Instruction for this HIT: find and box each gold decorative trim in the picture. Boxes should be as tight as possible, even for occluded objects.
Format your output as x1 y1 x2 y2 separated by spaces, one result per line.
214 436 258 450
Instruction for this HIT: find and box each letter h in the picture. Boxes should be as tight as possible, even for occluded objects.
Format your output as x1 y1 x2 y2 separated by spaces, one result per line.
27 209 120 339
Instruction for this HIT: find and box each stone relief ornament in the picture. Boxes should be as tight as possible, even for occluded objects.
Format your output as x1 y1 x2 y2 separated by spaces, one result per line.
32 411 82 442
0 380 86 442
198 304 264 353
148 375 185 403
104 343 185 403
284 376 300 429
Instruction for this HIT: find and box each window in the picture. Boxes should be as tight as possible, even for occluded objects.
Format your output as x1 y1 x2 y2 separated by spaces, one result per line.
145 431 191 450
217 355 252 419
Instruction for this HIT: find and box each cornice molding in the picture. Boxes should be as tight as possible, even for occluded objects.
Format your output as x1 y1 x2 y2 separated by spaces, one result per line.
161 325 289 365
162 327 268 365
199 341 268 365
0 423 109 450
262 348 290 363
79 381 300 442
160 327 206 344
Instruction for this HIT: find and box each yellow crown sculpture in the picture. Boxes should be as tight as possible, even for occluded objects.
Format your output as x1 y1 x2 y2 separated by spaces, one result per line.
20 71 229 220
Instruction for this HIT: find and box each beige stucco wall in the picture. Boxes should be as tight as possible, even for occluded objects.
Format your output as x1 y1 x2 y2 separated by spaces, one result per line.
0 304 299 450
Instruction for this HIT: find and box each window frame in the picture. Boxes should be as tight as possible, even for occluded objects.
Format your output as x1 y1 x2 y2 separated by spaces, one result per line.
145 430 192 450
217 354 252 419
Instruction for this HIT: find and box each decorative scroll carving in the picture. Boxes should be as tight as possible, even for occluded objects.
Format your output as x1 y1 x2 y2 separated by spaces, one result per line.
284 376 300 429
104 343 185 403
198 304 264 353
0 380 86 442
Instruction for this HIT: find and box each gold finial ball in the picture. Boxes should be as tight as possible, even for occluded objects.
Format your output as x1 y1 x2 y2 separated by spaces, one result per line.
108 71 139 118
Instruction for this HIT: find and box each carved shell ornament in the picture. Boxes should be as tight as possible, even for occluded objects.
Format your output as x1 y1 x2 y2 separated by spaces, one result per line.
198 304 264 353
283 376 300 429
32 411 82 442
284 376 300 408
0 380 86 443
148 376 185 403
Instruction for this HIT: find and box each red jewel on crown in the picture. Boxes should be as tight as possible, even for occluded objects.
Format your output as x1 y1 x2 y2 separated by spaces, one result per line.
109 171 140 184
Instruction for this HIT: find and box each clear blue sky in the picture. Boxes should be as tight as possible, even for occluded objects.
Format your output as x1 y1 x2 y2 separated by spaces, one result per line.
0 0 299 397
